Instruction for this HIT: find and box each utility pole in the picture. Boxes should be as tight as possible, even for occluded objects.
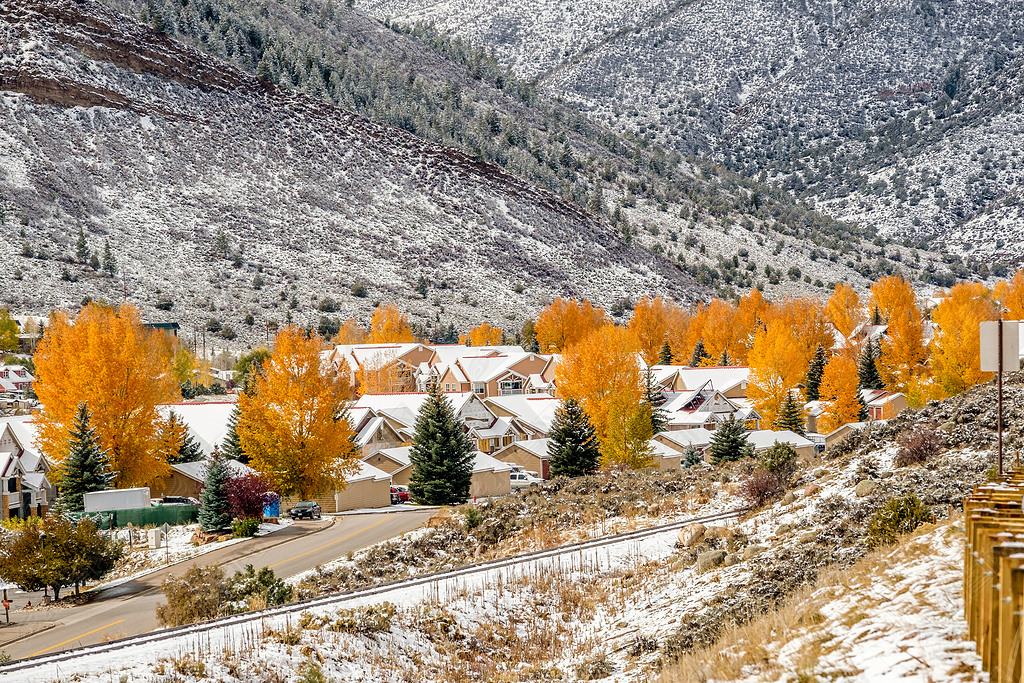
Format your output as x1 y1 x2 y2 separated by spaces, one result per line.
998 316 1004 477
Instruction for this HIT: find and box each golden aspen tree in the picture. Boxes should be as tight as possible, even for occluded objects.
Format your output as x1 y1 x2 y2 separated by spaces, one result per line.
994 270 1024 320
367 304 414 343
355 350 410 395
818 353 863 433
826 283 865 339
237 327 358 499
0 308 18 354
171 347 197 384
628 296 678 365
747 319 806 427
869 275 928 401
698 299 744 363
929 282 998 397
34 303 180 487
554 325 650 467
535 298 607 352
460 322 503 347
333 318 367 345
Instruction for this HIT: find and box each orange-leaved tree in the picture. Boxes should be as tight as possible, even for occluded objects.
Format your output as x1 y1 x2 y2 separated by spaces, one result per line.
355 350 411 395
817 353 863 433
460 322 503 347
333 318 367 345
237 327 359 499
628 296 682 366
929 282 998 398
994 270 1024 320
554 325 651 468
870 275 928 402
367 304 414 343
825 283 865 339
747 319 806 427
34 303 179 487
535 298 607 353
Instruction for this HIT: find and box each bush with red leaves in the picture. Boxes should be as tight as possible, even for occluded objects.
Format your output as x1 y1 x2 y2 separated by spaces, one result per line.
894 427 946 468
227 473 277 519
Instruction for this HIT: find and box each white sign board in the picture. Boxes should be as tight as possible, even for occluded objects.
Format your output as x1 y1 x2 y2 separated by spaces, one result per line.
980 321 1021 372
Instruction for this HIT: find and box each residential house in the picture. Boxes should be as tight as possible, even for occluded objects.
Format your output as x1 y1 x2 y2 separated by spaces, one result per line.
0 416 54 519
279 462 393 513
746 429 817 460
655 366 752 399
0 365 34 395
157 457 256 499
361 446 511 498
860 389 908 421
157 401 239 456
660 381 760 431
651 427 715 456
348 406 407 458
482 394 560 440
430 351 552 398
493 438 552 479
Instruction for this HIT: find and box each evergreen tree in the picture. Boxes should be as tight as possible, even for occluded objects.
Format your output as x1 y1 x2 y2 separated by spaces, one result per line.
75 227 88 263
56 403 115 513
520 320 539 353
198 450 232 531
805 344 828 401
718 349 731 366
858 339 884 390
708 415 753 464
408 383 475 505
88 252 100 271
871 306 882 325
643 368 669 434
547 398 601 477
856 389 869 422
657 339 674 365
102 240 116 276
222 405 247 463
773 391 806 435
681 445 703 469
690 338 710 367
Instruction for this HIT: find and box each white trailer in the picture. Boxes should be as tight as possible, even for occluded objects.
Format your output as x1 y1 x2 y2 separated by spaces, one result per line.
83 487 151 513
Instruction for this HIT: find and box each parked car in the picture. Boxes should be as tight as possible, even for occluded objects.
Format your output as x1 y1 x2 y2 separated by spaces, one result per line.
287 501 322 519
392 485 411 502
511 471 543 490
390 489 401 505
159 496 200 506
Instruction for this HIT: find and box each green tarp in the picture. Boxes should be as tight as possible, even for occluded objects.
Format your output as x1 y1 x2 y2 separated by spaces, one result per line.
67 505 198 529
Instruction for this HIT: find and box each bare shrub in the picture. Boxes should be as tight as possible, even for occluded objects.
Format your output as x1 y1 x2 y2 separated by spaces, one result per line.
894 427 946 468
741 468 783 508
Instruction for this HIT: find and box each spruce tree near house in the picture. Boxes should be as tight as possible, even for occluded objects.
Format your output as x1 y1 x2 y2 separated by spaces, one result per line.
658 339 674 365
690 338 710 367
547 398 601 478
708 415 753 464
858 339 884 390
56 403 115 513
805 344 827 401
773 391 806 435
222 405 247 463
199 450 232 531
409 383 474 505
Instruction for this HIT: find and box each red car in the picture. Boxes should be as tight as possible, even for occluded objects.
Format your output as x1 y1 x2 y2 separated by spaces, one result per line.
391 486 410 503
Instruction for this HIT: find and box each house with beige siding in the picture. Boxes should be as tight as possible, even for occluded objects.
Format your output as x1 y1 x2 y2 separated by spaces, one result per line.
361 447 511 499
0 416 53 519
493 438 552 479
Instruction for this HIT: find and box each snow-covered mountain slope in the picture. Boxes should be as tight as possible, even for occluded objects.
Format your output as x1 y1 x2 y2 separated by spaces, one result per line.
0 0 698 347
362 0 1024 264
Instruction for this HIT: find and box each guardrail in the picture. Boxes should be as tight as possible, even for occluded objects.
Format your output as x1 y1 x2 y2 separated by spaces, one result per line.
0 507 742 674
964 472 1024 683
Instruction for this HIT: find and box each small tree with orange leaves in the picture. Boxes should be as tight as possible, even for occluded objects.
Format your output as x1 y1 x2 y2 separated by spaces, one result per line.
536 298 607 353
826 283 865 339
818 354 863 433
237 327 359 499
747 320 806 427
367 304 414 343
994 270 1024 320
355 350 412 395
554 326 651 468
34 303 179 488
460 322 503 347
870 275 928 401
628 296 682 366
929 282 998 398
333 318 367 345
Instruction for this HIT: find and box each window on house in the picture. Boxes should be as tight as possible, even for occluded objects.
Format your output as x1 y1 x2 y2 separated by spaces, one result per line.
472 382 486 395
499 380 523 396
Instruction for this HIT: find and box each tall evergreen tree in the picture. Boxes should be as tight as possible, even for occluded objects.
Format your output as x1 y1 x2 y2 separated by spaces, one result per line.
871 306 882 325
856 389 869 422
75 227 88 263
198 450 232 531
56 403 115 513
408 383 475 505
690 338 710 367
102 239 116 276
657 339 674 365
805 344 828 401
858 339 884 390
547 398 601 477
708 415 753 464
718 349 731 366
222 405 247 463
773 391 806 435
643 368 669 434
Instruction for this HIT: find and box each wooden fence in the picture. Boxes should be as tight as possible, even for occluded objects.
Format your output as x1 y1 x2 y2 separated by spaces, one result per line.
965 472 1024 683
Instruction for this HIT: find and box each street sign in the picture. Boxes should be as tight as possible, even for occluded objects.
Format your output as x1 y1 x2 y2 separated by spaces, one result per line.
981 320 1020 372
160 523 171 537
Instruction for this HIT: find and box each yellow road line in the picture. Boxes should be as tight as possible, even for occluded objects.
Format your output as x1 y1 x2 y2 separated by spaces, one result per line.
29 618 126 657
268 517 390 569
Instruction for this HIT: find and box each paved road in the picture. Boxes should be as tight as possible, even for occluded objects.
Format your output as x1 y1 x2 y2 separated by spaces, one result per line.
0 510 434 660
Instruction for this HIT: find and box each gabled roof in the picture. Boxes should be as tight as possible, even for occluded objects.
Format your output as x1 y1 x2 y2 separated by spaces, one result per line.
345 461 392 484
472 450 513 473
672 366 751 393
746 429 815 450
482 395 560 434
355 392 486 429
471 416 515 439
655 428 714 449
158 402 238 457
367 446 413 470
171 457 256 483
494 437 552 459
365 447 511 474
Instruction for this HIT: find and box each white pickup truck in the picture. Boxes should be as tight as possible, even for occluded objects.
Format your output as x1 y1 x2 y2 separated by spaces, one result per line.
510 466 543 490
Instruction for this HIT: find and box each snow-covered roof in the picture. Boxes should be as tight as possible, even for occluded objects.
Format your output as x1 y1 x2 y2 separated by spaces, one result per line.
656 428 714 449
158 402 238 456
667 411 720 427
673 366 750 393
370 446 413 469
503 437 552 458
483 395 560 433
355 416 388 447
171 457 255 483
472 416 514 439
355 392 482 428
473 450 513 473
345 461 391 484
746 429 815 450
22 471 49 491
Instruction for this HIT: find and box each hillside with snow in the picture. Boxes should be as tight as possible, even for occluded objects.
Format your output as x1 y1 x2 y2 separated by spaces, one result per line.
362 0 1024 265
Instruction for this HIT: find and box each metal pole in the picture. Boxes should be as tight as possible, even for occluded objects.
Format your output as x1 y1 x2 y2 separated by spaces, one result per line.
998 316 1004 477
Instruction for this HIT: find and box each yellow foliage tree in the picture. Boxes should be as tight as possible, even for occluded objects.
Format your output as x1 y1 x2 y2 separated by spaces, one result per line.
460 322 503 347
33 303 180 487
747 319 806 427
825 283 865 339
818 353 862 433
929 282 998 398
994 270 1024 320
355 350 411 395
367 304 414 343
0 308 18 354
171 347 197 384
628 296 681 365
870 275 928 400
554 326 649 467
237 327 359 499
535 298 607 352
333 318 367 345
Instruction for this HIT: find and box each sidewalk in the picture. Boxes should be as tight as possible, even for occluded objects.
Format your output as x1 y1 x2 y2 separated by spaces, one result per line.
332 504 440 516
